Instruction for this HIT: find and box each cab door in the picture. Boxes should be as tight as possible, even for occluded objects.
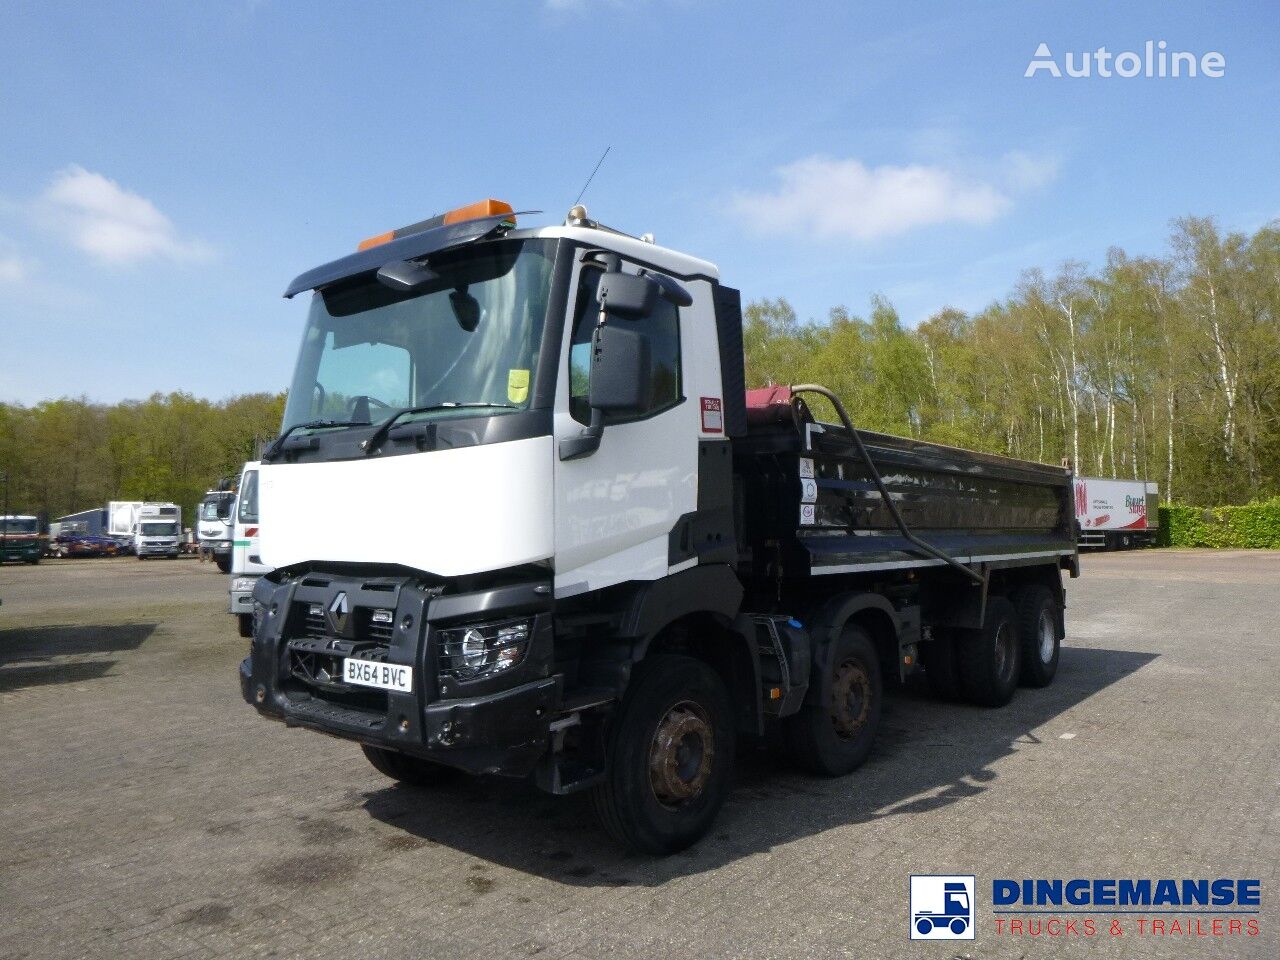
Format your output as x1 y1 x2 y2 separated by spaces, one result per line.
551 255 710 598
231 463 271 575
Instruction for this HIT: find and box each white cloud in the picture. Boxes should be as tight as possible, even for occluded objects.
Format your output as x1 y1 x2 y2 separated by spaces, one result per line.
0 238 35 284
0 256 28 283
731 152 1057 242
37 165 213 265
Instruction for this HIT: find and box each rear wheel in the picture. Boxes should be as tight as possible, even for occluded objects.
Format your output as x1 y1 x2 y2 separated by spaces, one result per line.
361 745 459 787
591 654 735 854
957 596 1020 707
785 625 882 776
1015 585 1060 687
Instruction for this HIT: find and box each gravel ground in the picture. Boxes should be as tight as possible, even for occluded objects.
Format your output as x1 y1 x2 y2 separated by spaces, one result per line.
0 550 1276 959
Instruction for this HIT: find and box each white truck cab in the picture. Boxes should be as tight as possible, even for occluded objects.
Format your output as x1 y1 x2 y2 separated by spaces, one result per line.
229 461 270 636
130 502 182 558
197 489 236 572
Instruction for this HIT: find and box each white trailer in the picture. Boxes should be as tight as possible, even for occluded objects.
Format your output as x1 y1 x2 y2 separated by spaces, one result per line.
1073 477 1160 549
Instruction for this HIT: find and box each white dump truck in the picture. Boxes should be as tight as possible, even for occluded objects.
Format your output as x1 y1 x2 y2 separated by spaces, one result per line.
240 199 1079 853
1073 476 1160 549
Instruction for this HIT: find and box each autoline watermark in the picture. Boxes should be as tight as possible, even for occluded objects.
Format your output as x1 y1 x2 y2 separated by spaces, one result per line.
1026 41 1225 78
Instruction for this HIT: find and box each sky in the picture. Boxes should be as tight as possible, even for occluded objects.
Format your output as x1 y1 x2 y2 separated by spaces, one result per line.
1 0 1277 405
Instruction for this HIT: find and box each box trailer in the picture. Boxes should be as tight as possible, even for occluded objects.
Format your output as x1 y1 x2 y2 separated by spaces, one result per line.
240 199 1079 853
1073 476 1159 549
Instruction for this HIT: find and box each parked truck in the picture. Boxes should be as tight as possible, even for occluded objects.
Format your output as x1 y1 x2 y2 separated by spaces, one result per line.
229 462 271 637
240 200 1078 853
197 488 237 572
108 501 183 558
1073 476 1160 549
0 515 43 564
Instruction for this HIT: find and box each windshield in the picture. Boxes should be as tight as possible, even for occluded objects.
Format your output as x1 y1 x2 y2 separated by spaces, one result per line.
141 522 177 536
281 238 556 432
1 518 37 534
201 496 232 521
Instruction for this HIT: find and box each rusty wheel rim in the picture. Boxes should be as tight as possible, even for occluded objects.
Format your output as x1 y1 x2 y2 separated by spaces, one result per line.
830 658 871 740
648 700 714 808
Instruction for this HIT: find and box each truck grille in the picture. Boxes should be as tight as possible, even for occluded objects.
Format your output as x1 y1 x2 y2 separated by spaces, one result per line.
285 600 400 716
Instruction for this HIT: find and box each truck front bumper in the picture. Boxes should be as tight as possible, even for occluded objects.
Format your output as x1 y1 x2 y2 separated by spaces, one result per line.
240 572 560 778
137 543 179 557
228 577 259 616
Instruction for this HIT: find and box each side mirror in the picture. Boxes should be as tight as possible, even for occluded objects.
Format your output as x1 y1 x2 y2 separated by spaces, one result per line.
589 325 651 413
598 271 659 318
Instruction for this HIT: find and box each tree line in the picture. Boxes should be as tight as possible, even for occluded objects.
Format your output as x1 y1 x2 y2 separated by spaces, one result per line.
0 393 284 525
1 215 1275 521
745 217 1280 506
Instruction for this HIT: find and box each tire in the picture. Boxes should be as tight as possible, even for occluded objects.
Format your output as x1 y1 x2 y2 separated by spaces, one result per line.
921 629 962 700
916 919 931 936
237 613 253 639
950 918 967 935
361 745 459 787
214 556 231 573
1119 533 1133 549
784 625 882 776
590 654 735 855
1015 585 1060 688
957 596 1020 707
25 556 40 565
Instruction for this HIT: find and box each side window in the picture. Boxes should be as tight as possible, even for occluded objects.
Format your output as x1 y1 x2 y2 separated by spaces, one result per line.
238 471 259 524
568 266 683 425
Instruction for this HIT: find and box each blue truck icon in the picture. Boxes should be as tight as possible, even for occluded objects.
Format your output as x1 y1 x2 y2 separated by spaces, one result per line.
914 881 971 935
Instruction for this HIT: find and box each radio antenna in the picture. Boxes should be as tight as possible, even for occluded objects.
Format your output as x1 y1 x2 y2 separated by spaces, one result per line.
573 145 611 207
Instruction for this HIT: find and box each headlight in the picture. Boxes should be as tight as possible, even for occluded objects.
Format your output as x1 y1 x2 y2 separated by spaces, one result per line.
438 617 532 681
231 577 257 592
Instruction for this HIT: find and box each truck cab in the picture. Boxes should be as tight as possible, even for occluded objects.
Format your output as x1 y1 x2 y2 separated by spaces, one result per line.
133 505 182 559
197 490 236 572
0 515 43 564
228 461 270 637
241 200 1076 853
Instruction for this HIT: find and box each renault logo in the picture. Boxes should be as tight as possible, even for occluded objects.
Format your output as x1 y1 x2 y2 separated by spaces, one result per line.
328 592 351 634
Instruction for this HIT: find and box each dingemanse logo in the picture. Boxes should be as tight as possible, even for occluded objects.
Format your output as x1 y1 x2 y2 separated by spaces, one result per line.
910 875 975 940
1025 41 1225 78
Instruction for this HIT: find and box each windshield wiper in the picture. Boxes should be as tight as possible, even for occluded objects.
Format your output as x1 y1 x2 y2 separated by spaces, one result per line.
362 402 518 454
262 419 366 461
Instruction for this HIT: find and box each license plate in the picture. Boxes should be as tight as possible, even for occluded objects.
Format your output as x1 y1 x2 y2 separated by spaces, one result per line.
343 658 413 693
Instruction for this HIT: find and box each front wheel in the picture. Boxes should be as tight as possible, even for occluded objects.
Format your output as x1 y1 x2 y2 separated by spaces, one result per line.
784 625 882 776
214 556 231 573
361 745 459 787
591 654 735 854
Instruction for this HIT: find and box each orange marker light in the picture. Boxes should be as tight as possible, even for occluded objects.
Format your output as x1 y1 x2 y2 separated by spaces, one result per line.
443 198 515 225
355 199 515 251
356 230 395 252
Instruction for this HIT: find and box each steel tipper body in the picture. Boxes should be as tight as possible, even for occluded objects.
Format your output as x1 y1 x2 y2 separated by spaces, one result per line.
242 200 1078 854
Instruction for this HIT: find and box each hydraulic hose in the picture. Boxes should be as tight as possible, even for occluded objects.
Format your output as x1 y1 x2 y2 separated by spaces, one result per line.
790 384 984 585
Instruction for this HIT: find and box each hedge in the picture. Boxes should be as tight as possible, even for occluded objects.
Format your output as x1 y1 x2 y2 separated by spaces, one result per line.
1157 498 1280 548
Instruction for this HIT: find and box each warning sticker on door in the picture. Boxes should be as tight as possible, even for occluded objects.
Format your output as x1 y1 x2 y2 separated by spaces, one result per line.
798 457 815 478
700 397 723 433
799 503 816 526
801 478 818 502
